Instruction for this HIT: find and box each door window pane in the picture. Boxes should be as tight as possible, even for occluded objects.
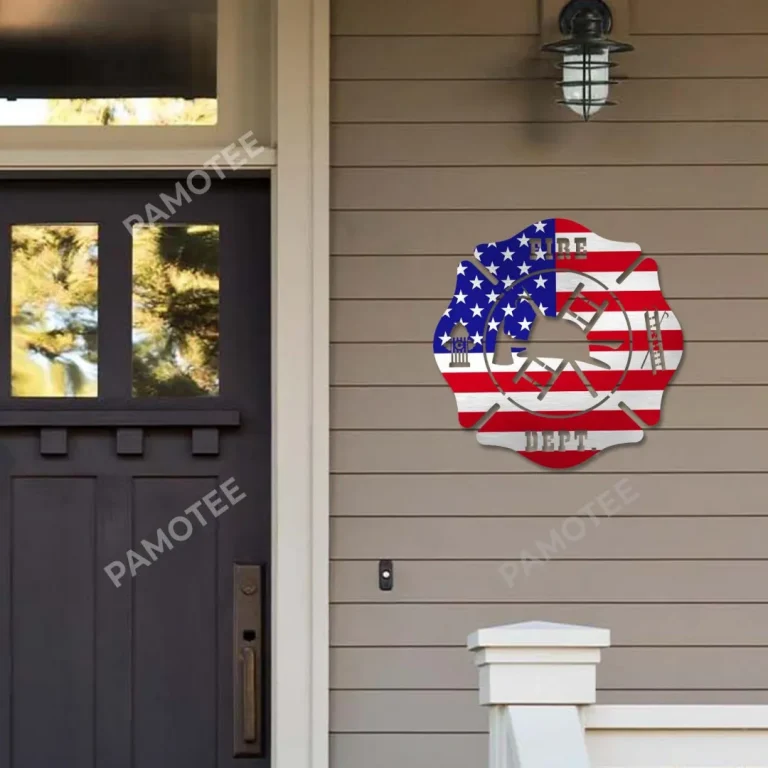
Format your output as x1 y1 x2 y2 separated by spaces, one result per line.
132 224 220 397
11 225 99 397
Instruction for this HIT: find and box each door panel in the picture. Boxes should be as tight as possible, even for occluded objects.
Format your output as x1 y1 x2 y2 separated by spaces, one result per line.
13 478 96 768
0 178 271 768
133 478 219 768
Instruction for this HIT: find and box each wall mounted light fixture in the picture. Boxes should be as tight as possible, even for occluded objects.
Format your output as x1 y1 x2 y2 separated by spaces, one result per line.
541 0 633 121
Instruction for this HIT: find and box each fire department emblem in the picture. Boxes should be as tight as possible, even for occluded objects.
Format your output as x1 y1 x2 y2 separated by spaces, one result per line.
433 218 684 469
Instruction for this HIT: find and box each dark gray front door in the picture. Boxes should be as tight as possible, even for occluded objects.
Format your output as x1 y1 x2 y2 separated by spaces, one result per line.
0 178 270 768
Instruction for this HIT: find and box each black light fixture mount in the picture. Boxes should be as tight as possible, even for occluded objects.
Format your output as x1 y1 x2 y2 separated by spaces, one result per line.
541 0 633 121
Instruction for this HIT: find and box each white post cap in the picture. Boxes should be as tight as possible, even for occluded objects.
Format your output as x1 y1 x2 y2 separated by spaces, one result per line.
467 621 610 706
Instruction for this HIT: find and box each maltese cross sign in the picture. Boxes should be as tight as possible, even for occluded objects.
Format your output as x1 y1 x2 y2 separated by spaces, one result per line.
433 218 685 470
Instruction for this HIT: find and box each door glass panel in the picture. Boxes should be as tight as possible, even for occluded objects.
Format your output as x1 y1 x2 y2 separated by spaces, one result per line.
11 224 99 397
132 224 220 397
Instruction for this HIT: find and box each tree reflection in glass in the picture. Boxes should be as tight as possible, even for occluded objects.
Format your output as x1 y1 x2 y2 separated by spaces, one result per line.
132 224 220 397
11 224 99 397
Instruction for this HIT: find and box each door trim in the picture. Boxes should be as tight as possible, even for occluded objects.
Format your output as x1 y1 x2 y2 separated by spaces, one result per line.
273 5 329 768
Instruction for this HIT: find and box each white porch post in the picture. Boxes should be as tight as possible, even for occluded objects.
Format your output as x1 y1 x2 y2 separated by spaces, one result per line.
467 621 611 768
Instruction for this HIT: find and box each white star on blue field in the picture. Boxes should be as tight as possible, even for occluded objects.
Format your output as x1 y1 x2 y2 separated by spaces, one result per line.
434 220 558 355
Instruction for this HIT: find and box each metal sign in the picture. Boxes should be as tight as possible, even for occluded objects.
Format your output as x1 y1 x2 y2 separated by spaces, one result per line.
433 218 684 469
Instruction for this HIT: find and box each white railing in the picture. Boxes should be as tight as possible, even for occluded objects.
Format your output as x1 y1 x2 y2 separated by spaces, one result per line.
468 621 768 768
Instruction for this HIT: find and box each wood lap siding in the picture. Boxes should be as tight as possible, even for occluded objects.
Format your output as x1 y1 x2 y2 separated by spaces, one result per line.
329 1 768 766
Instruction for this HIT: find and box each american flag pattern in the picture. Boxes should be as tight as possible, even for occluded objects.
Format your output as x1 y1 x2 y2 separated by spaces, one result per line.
433 218 684 469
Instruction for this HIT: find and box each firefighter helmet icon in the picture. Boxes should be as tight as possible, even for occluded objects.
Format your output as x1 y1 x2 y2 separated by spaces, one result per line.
433 218 684 469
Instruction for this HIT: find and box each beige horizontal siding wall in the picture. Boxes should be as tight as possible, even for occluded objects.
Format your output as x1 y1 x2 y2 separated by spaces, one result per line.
329 1 768 766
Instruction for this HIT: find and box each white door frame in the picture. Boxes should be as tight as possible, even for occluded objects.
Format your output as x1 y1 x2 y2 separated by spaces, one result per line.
272 3 329 768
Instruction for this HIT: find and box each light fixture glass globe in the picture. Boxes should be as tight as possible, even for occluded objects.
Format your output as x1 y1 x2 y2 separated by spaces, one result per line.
561 48 610 119
540 1 633 122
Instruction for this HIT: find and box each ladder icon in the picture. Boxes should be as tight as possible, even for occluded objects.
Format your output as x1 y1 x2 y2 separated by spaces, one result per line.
642 310 668 374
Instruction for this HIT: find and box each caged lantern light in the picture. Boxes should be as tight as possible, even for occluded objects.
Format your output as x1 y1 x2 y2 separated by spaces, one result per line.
541 0 633 121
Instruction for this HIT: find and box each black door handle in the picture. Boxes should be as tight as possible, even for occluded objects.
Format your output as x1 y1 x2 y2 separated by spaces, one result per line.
233 564 263 756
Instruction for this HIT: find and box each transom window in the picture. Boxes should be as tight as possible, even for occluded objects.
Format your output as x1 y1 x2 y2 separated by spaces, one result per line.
0 0 217 126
